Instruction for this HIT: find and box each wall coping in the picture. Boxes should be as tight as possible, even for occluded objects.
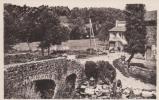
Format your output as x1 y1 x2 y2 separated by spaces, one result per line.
4 57 67 70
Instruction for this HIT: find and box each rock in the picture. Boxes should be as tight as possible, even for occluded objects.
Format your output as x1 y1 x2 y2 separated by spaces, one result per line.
141 91 155 98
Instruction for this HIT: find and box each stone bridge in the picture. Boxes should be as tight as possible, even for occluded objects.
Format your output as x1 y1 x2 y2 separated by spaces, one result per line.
4 58 84 99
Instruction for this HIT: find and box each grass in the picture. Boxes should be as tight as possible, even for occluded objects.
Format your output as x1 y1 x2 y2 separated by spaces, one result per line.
11 39 105 53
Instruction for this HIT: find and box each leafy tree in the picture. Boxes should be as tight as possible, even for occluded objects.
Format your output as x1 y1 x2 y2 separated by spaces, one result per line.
18 6 38 52
97 23 114 42
124 4 146 64
69 17 85 39
44 26 70 55
69 26 81 40
4 3 127 54
4 6 20 53
36 6 69 55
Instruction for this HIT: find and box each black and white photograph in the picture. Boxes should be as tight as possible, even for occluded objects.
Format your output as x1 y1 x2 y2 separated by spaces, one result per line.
2 0 158 99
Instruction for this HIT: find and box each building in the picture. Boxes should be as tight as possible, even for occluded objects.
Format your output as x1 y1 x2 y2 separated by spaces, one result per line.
109 20 127 51
108 11 157 60
144 11 157 60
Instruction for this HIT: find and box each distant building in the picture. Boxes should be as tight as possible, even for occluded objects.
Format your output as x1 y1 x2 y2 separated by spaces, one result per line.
59 16 70 28
108 11 157 60
144 11 157 60
109 20 127 51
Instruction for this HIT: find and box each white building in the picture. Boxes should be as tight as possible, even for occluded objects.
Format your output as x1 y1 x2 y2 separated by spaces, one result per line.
109 20 127 51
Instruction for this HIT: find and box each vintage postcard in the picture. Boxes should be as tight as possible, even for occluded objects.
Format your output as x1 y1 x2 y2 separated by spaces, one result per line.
1 0 158 99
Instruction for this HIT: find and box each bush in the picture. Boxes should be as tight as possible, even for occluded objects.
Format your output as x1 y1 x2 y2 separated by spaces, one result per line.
86 48 96 54
85 61 98 80
76 54 87 59
97 61 116 83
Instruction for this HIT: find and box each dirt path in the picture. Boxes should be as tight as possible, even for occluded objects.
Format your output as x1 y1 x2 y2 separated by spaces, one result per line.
76 53 156 90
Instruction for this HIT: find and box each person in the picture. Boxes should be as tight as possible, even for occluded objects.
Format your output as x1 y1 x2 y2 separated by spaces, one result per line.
111 79 122 98
116 80 122 98
117 47 121 52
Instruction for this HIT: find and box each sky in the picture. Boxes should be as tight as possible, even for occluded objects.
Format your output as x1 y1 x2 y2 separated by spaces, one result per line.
3 0 158 11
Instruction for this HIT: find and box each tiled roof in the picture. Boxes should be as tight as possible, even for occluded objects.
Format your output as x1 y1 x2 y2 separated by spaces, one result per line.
109 26 126 32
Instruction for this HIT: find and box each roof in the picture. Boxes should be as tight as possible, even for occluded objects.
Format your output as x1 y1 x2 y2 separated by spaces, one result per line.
144 11 157 21
109 20 126 32
109 26 126 32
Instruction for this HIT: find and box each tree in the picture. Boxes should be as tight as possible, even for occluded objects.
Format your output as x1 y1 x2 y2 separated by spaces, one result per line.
97 23 114 42
124 4 146 64
36 6 69 55
4 7 19 53
45 26 70 55
69 17 86 40
18 7 38 52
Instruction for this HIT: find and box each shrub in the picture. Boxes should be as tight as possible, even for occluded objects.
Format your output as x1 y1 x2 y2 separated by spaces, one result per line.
86 48 96 54
97 61 116 83
85 61 98 80
76 54 87 59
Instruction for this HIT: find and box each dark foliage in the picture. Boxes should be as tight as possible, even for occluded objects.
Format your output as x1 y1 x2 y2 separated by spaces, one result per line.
97 61 116 83
124 4 146 63
4 4 70 54
85 61 98 80
4 4 126 52
84 60 116 83
113 58 156 85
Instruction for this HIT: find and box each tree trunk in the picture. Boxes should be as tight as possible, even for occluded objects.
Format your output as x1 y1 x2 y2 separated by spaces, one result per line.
41 47 44 56
27 39 32 53
48 47 50 56
127 53 135 67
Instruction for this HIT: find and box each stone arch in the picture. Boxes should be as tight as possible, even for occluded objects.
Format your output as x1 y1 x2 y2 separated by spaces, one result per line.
62 73 77 98
65 73 77 87
33 79 56 99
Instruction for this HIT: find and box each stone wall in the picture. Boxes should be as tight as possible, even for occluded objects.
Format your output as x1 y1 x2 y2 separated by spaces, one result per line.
113 58 156 85
4 58 84 99
129 66 156 85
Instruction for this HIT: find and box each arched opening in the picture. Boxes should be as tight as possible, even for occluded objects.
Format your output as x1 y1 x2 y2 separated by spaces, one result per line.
34 79 56 99
63 73 77 98
66 73 77 88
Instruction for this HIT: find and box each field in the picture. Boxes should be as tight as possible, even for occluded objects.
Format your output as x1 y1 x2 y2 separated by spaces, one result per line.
11 39 105 53
7 39 156 70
